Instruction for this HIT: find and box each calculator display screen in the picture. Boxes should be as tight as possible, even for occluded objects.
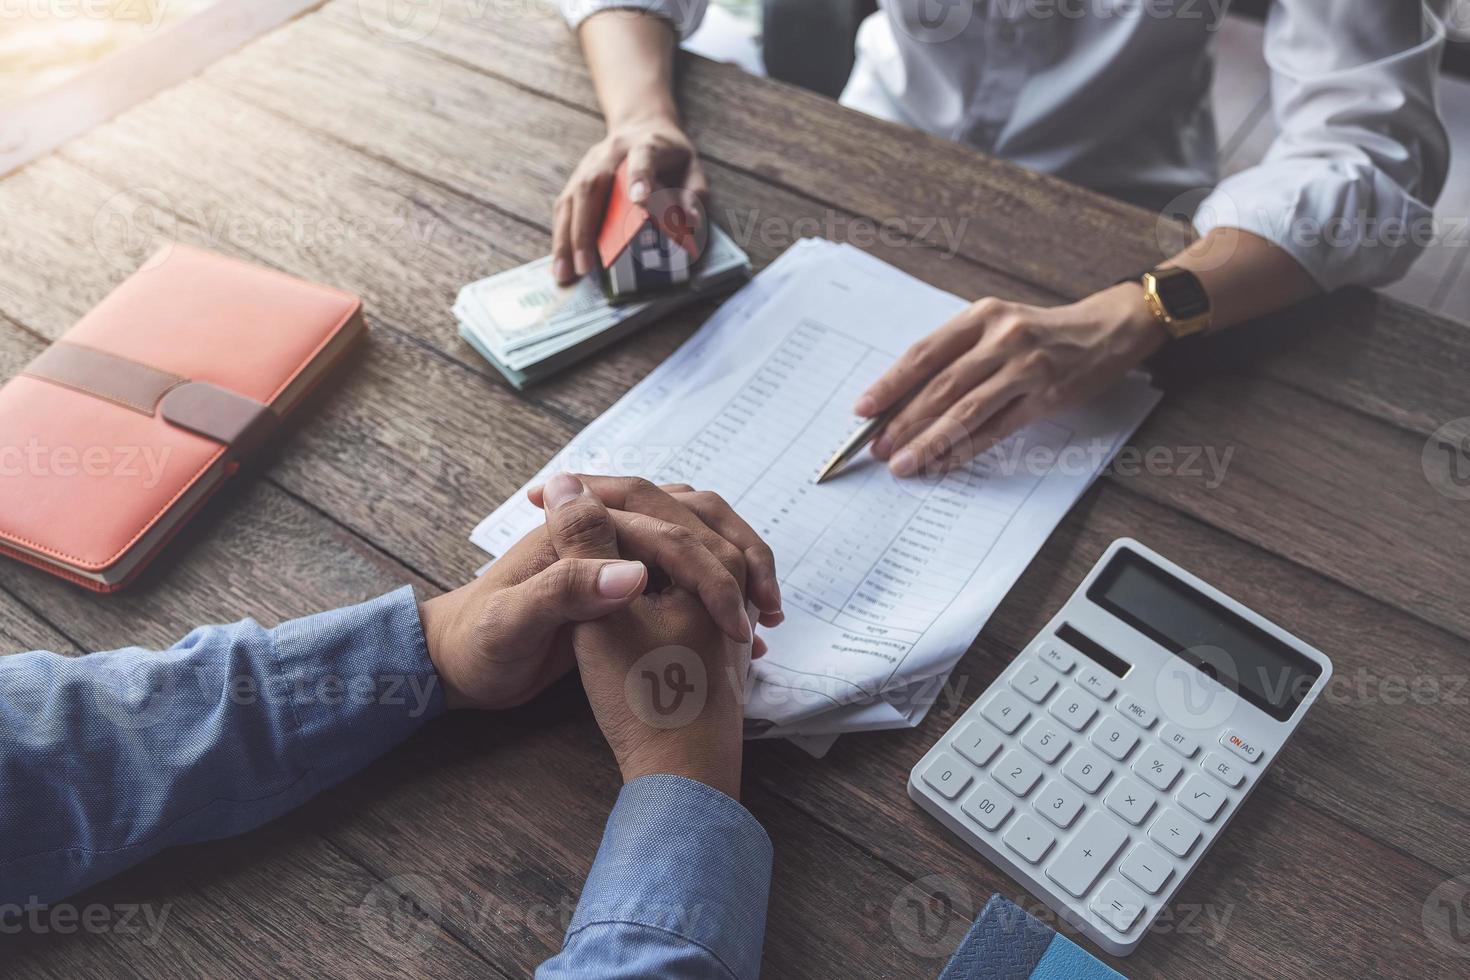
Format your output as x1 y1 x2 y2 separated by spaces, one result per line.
1088 549 1321 721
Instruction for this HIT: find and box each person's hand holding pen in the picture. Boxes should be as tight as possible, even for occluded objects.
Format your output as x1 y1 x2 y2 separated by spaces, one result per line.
848 288 1166 477
843 228 1322 479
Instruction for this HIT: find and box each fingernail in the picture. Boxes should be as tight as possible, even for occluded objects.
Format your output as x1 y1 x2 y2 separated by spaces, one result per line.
629 180 649 202
854 395 877 417
872 434 892 458
544 472 584 510
552 257 573 283
597 561 645 598
891 449 919 477
573 250 591 276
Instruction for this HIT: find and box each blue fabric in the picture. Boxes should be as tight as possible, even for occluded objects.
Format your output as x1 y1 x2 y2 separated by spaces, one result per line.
0 587 443 905
940 895 1123 980
538 774 773 980
0 589 775 977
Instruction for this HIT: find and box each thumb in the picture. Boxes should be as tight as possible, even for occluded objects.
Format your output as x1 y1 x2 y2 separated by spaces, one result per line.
501 558 647 633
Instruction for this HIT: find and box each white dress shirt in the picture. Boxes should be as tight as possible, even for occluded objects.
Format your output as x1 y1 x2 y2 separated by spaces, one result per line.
562 0 1450 291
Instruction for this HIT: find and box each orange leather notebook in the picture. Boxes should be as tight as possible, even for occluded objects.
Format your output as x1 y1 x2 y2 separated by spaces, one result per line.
0 245 364 592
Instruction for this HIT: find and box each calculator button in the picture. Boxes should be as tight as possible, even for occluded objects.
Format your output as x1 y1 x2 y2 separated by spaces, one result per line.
1159 724 1200 758
1074 664 1116 700
1091 878 1146 933
952 721 1003 767
1201 751 1245 787
1062 746 1112 794
980 690 1030 734
994 750 1044 797
1115 694 1157 729
1148 807 1201 858
1002 814 1056 864
1104 777 1154 826
1220 729 1263 763
1119 843 1174 894
1044 811 1129 898
1048 691 1097 731
1038 643 1076 674
1090 716 1139 761
1177 774 1227 821
961 782 1014 831
1021 721 1071 764
1132 747 1183 791
1033 779 1086 829
922 752 972 800
1010 666 1058 704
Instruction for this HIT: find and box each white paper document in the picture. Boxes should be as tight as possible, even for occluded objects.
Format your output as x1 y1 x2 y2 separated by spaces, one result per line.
471 240 1160 750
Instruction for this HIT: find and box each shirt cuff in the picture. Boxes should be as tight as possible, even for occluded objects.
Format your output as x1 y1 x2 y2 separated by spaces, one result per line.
560 0 707 39
565 774 772 979
1193 161 1437 292
269 585 445 781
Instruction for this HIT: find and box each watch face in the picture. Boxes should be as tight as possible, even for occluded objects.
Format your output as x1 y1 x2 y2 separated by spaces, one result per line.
1154 269 1210 320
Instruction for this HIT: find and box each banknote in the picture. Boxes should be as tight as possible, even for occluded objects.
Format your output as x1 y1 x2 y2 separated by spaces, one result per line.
454 225 752 388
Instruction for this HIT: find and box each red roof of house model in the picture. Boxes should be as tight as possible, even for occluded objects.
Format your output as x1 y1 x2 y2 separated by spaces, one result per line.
597 159 703 269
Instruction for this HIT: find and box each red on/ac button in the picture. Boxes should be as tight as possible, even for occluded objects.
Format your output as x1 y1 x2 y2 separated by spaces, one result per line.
1220 729 1262 763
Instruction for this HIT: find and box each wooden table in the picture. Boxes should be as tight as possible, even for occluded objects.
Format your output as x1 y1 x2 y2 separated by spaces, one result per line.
4 3 1468 976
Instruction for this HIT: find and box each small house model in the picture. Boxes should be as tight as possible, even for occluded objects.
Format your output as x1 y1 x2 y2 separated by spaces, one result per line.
598 160 703 300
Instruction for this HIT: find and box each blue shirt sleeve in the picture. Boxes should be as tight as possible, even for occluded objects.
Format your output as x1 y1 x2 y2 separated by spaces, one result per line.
0 586 443 906
538 774 773 980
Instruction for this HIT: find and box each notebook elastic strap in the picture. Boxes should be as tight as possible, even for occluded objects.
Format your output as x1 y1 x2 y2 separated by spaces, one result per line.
21 341 277 455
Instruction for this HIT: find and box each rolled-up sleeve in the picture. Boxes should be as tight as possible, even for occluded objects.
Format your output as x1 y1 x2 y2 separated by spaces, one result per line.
1194 1 1449 290
559 0 708 39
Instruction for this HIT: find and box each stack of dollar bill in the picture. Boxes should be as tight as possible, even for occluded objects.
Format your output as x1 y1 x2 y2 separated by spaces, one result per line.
454 225 752 389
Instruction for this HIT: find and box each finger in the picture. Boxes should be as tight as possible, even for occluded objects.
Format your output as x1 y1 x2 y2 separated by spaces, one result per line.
610 511 752 643
551 194 577 285
535 476 746 587
871 346 1007 461
890 367 1029 477
501 557 649 633
853 306 989 418
531 480 697 505
752 634 768 658
679 187 704 240
684 158 710 202
968 394 1048 459
569 170 613 277
625 141 657 204
567 476 748 584
541 472 620 559
667 489 781 616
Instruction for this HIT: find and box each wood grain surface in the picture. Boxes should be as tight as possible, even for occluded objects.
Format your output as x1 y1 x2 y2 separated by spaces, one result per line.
2 2 1467 977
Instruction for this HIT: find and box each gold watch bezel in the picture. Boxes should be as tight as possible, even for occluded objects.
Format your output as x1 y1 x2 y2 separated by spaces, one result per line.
1141 270 1211 338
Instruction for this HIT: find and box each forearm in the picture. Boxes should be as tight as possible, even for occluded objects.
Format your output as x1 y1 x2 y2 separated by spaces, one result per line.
578 11 680 128
0 588 442 905
1163 226 1320 332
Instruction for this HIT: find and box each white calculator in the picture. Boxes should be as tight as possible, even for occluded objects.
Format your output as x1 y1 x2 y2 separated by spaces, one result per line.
908 538 1332 956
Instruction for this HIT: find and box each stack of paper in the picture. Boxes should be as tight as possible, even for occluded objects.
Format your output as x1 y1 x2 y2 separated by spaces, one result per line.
470 240 1160 756
454 226 751 388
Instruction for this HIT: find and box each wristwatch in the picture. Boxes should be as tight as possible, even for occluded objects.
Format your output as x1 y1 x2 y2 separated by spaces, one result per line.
1119 267 1212 339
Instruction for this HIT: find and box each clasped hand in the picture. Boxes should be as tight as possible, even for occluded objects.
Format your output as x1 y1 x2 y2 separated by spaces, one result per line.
418 473 780 799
